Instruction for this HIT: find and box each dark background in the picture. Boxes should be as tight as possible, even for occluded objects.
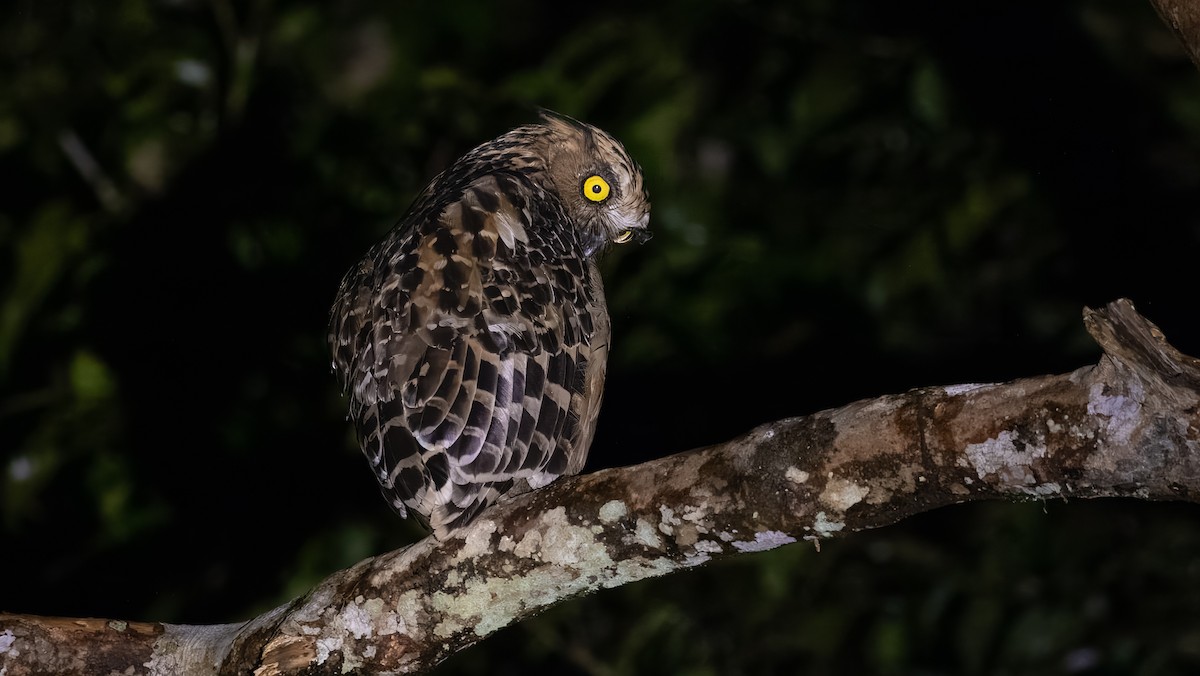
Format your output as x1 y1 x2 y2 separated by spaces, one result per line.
3 0 1200 673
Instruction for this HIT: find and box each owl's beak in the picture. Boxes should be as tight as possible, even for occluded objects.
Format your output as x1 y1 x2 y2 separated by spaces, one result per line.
632 229 653 245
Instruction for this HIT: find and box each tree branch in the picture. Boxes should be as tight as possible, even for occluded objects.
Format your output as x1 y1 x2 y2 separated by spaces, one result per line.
2 299 1199 674
2 0 1195 668
1148 0 1200 72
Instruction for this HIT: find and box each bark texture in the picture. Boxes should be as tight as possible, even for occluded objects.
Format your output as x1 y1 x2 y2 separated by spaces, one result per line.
2 299 1199 674
1149 0 1200 70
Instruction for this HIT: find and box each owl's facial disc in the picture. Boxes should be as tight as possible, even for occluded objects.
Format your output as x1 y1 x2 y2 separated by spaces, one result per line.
534 112 650 255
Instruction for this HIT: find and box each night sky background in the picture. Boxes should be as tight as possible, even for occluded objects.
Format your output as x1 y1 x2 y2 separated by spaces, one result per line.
3 1 1200 673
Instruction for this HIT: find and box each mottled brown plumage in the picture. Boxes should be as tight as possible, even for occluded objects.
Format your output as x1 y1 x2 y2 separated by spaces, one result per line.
329 112 650 538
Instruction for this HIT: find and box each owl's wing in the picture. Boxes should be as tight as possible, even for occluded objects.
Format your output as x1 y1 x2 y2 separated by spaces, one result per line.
329 173 609 537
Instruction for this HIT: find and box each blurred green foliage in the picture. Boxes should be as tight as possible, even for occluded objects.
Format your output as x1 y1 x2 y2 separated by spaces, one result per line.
2 0 1200 673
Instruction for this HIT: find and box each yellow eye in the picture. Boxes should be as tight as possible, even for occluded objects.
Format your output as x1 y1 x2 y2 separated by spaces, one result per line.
614 229 634 244
583 175 610 202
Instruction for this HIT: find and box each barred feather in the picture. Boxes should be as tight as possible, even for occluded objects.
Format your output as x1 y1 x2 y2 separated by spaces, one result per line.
329 113 650 538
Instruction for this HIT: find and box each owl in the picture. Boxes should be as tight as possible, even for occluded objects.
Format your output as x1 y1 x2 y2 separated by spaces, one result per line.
328 112 651 539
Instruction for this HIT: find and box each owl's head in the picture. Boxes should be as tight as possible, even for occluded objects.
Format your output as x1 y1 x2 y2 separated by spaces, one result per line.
525 111 652 257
